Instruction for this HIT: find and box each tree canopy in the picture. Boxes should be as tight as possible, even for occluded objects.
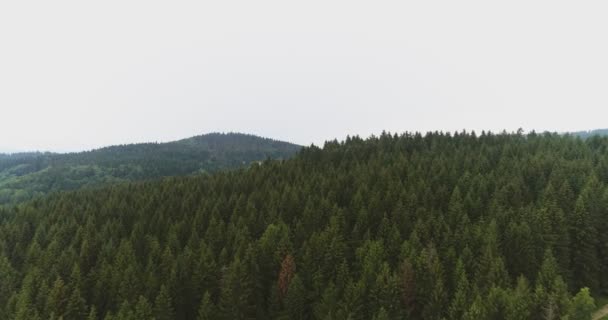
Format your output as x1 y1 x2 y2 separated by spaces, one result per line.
0 132 300 205
0 130 606 319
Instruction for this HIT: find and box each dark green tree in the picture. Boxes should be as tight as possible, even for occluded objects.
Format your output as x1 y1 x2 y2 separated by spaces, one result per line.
567 287 595 320
154 285 175 320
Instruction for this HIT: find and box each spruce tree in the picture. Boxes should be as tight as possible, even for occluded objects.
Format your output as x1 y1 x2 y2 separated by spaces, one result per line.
133 296 153 319
154 285 175 320
197 291 216 320
284 275 307 320
568 287 595 320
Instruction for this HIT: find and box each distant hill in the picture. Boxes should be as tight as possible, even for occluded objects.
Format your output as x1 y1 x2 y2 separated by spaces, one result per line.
0 133 301 205
569 129 608 139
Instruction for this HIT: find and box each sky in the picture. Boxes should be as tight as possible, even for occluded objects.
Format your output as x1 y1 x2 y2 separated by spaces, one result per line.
1 1 608 152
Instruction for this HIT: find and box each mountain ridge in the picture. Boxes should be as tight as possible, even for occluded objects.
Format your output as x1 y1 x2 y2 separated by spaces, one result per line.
0 132 301 205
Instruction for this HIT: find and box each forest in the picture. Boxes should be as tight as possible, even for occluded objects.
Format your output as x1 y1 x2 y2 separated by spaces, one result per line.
0 133 300 206
0 131 606 319
571 129 608 140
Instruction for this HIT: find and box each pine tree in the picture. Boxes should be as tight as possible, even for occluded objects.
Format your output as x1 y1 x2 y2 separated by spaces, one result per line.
154 285 175 320
87 306 98 320
476 220 508 292
46 277 68 319
534 249 571 319
0 255 16 319
313 282 338 319
197 291 216 320
568 287 595 320
114 301 132 320
284 274 307 320
133 296 153 319
338 280 365 320
570 197 600 293
219 256 254 319
14 273 41 320
65 287 87 320
448 259 470 320
462 295 486 320
417 246 447 320
505 276 532 320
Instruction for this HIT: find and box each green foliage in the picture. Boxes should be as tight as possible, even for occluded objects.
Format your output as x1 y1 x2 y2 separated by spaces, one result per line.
372 307 389 320
154 285 175 320
196 291 216 320
0 133 300 205
133 296 154 319
570 129 608 139
568 287 596 320
1 131 608 319
284 275 307 320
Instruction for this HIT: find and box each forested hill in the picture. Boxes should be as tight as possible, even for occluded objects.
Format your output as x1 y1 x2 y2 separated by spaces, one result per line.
570 129 608 139
0 131 605 319
0 133 300 205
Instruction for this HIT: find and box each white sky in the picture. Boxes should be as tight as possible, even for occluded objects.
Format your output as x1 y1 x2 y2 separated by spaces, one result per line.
1 1 607 152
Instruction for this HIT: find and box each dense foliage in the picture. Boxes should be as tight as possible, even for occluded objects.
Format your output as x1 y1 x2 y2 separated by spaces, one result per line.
571 129 608 139
0 133 300 205
1 131 607 319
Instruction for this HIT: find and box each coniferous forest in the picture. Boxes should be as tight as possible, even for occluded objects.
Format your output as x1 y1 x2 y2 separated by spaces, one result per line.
0 133 300 206
1 131 607 319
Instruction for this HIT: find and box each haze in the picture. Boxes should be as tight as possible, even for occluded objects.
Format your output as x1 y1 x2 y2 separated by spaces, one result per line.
1 0 607 152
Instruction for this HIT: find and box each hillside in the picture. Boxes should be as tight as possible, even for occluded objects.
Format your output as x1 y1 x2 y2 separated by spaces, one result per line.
0 133 300 205
570 129 608 139
0 131 606 319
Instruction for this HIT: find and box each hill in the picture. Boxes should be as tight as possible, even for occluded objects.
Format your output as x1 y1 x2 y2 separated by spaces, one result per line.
0 133 300 205
570 129 608 139
0 131 606 319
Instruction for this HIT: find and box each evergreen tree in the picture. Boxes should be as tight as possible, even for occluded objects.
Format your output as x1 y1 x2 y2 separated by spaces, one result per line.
0 255 16 319
313 282 339 320
87 306 98 320
65 287 87 320
534 250 571 319
114 301 132 320
505 276 532 320
570 197 600 293
133 295 153 319
219 256 254 319
154 285 175 320
567 287 595 320
197 291 216 320
284 274 307 320
14 273 41 320
46 277 68 319
448 259 470 320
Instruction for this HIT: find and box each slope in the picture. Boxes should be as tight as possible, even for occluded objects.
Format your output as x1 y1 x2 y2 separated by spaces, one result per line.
0 131 607 319
0 132 300 205
570 129 608 139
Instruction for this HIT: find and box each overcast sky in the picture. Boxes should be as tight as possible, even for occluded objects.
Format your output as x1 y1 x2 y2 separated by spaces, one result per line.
1 1 607 152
